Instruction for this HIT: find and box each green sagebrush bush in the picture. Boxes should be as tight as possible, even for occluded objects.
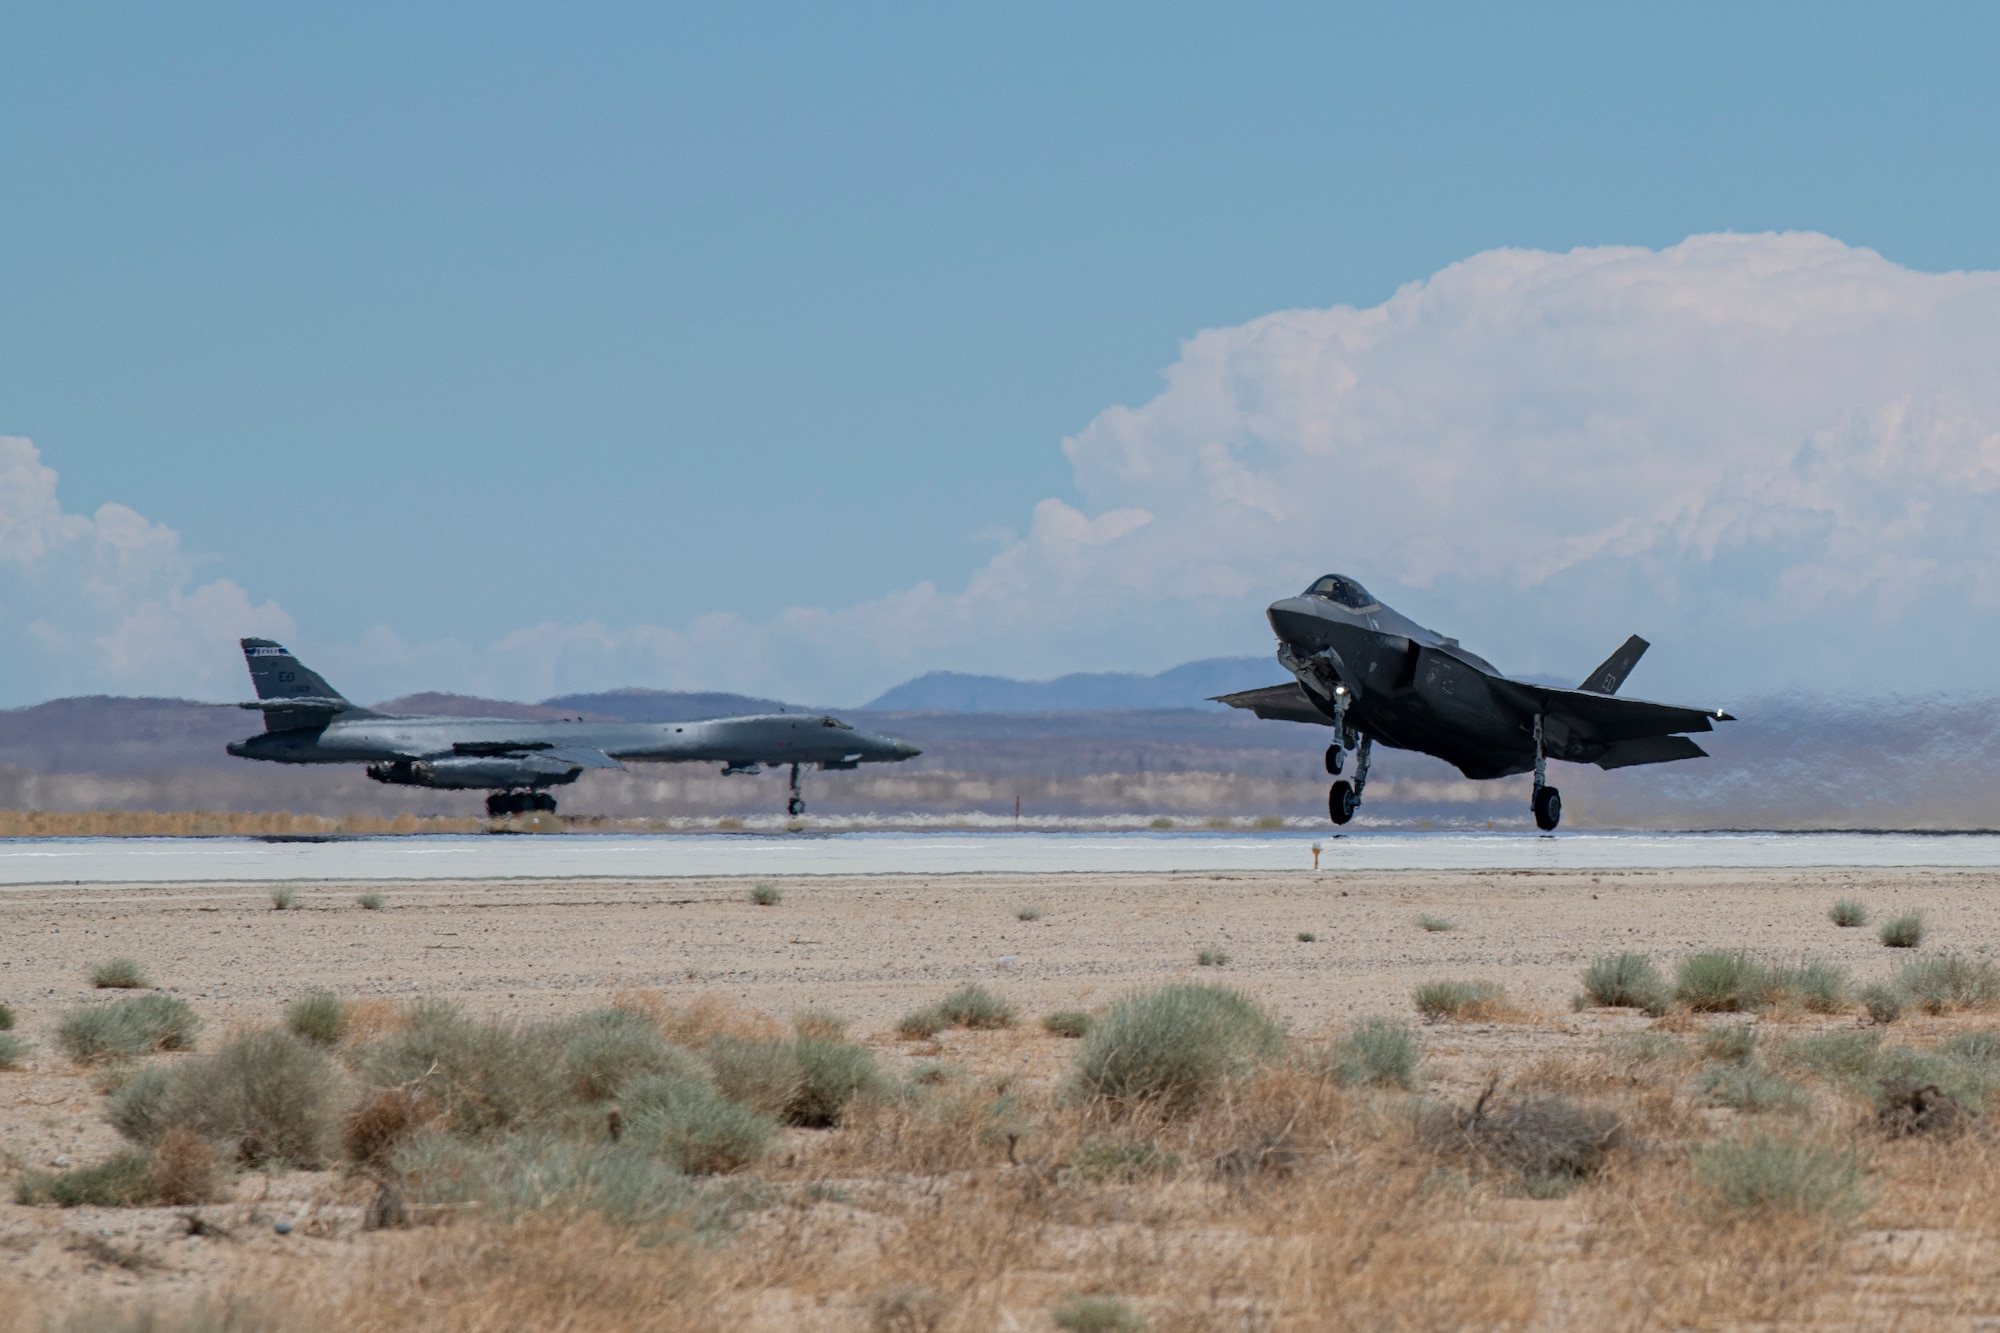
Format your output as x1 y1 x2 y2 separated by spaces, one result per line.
1067 983 1283 1112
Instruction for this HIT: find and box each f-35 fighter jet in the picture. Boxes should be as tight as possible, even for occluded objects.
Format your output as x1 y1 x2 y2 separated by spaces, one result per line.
1214 575 1732 831
226 639 920 818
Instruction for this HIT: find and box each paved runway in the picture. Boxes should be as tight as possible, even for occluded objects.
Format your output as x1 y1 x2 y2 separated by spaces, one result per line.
1 830 1999 885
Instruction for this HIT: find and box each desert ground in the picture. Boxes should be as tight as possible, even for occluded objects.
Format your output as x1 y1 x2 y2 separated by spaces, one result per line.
7 865 2000 1330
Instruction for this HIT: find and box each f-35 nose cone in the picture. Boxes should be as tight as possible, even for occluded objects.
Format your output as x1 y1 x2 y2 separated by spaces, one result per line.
893 741 922 760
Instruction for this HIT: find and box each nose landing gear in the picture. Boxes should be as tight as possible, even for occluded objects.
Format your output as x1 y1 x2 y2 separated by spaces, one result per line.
1326 733 1371 826
787 763 806 817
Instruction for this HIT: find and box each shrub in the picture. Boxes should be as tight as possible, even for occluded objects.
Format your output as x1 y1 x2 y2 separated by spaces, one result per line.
1879 913 1924 949
1830 899 1869 927
561 1009 701 1102
937 985 1017 1030
789 1036 887 1127
1871 1044 2000 1108
1067 983 1283 1112
1413 979 1506 1022
270 886 298 911
1420 1089 1623 1183
706 1036 802 1116
90 958 150 990
1414 914 1455 933
0 1033 26 1070
792 1009 848 1041
1699 1065 1808 1112
1017 906 1043 922
107 1064 176 1143
1051 1294 1144 1333
1043 1011 1093 1039
620 1071 775 1174
897 1007 947 1040
1781 1029 1882 1080
1898 953 2000 1014
357 892 386 910
1690 1134 1872 1225
1578 952 1670 1014
706 1033 883 1127
116 1028 346 1168
392 1132 716 1239
0 1001 13 1030
1860 982 1904 1024
1766 959 1847 1013
1700 1024 1758 1064
56 994 200 1063
343 1087 439 1166
150 1127 223 1205
353 1002 569 1136
1675 951 1766 1012
286 989 346 1045
1325 1016 1420 1090
1196 947 1229 967
1296 931 1316 943
749 882 782 906
15 1151 159 1207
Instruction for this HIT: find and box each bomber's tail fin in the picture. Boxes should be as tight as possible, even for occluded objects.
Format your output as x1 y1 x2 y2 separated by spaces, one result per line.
1578 635 1649 695
240 639 364 730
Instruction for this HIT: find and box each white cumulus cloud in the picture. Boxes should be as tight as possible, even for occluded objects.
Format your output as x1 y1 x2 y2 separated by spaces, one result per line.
0 437 293 700
430 230 2000 704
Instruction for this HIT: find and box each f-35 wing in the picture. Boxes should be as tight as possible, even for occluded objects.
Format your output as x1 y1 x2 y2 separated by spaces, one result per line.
1210 682 1334 726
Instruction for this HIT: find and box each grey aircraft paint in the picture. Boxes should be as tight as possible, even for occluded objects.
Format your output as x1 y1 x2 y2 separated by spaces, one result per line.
1214 574 1733 831
226 639 919 817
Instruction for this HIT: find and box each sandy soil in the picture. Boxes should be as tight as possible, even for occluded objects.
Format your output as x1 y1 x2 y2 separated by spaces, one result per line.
4 864 1997 1324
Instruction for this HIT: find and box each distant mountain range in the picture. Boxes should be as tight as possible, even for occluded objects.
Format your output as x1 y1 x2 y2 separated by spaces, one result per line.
860 657 1284 712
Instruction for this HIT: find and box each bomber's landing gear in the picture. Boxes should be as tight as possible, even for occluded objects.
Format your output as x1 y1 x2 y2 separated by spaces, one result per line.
1530 713 1561 832
786 763 805 818
487 790 558 817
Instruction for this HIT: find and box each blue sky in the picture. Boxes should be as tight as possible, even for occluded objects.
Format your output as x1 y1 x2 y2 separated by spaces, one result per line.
4 4 2000 704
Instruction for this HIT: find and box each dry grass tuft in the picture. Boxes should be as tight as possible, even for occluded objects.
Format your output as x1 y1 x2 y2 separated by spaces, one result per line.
1419 1081 1624 1190
1067 983 1283 1113
1879 912 1925 949
344 1086 442 1166
91 957 151 989
1412 978 1509 1022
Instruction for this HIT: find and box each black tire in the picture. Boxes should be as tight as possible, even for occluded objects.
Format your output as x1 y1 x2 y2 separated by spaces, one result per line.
532 792 557 813
1533 786 1562 832
1324 744 1344 776
1328 780 1357 825
787 797 805 817
485 793 511 818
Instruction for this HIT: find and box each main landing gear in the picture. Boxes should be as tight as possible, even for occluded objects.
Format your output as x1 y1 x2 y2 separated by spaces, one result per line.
787 763 806 818
1531 714 1561 832
487 790 557 817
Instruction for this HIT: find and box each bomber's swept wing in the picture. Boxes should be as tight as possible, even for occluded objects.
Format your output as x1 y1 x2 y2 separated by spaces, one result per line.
538 746 625 770
1210 683 1332 726
448 740 625 770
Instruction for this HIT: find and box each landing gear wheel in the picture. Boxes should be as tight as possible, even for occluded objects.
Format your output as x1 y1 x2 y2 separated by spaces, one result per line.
531 792 558 813
485 792 514 818
1533 786 1562 832
787 797 805 817
1324 744 1344 776
1328 780 1357 825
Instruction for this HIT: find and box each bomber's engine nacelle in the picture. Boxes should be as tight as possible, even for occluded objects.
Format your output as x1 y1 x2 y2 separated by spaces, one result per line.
366 755 582 790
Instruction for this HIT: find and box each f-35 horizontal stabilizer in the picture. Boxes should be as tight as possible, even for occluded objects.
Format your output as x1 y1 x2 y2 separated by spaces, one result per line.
1579 635 1649 695
1593 735 1707 769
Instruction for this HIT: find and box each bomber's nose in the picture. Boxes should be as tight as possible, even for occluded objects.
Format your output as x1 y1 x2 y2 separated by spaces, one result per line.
893 741 921 760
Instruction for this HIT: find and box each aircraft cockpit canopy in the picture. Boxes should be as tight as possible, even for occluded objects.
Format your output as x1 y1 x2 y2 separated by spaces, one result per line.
821 717 853 729
1304 574 1377 610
